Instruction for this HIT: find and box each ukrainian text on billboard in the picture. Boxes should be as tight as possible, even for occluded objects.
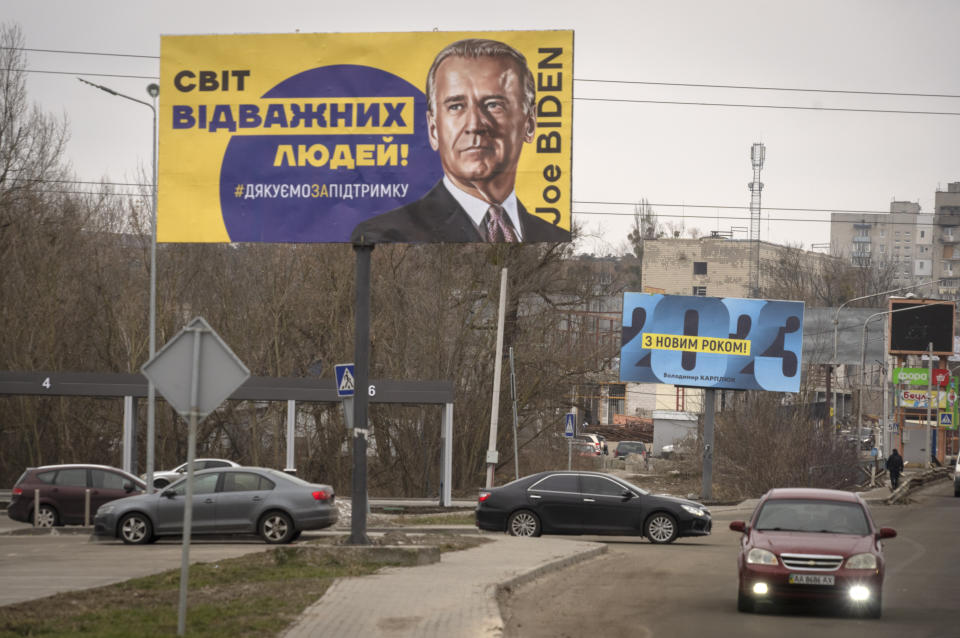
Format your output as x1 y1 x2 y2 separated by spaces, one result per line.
158 31 573 243
619 293 805 392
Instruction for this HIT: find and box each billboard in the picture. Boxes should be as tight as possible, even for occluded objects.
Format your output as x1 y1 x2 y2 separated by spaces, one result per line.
620 293 805 392
897 389 947 409
888 299 954 355
892 367 949 387
158 31 573 244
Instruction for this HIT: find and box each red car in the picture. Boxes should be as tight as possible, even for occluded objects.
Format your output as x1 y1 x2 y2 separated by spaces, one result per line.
729 487 896 618
8 464 145 527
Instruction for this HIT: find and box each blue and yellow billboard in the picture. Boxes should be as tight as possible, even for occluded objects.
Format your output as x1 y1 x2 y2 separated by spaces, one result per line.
620 293 805 392
158 31 573 244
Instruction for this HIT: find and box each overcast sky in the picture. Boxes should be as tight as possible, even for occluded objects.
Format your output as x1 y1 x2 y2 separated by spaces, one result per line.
5 0 959 254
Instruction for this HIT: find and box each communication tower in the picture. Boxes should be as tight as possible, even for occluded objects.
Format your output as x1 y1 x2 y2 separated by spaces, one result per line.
748 143 765 296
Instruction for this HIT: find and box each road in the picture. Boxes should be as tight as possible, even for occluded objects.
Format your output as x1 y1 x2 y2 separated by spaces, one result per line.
501 481 957 638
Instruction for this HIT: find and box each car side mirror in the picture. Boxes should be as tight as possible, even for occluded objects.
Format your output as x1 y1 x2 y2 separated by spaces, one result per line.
729 521 747 533
123 481 135 493
621 490 634 500
877 527 897 540
161 489 176 499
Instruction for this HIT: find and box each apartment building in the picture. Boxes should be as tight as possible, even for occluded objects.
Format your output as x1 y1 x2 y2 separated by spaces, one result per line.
830 201 933 288
933 182 960 298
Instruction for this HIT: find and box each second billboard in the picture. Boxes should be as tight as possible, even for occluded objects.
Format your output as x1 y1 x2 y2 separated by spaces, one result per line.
620 293 805 392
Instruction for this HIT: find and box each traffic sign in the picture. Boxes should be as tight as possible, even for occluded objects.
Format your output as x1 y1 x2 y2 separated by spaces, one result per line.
564 413 575 437
335 364 356 398
939 412 953 426
141 317 250 421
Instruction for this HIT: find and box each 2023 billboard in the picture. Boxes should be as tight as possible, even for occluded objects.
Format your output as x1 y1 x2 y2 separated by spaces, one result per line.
157 31 572 243
620 293 805 392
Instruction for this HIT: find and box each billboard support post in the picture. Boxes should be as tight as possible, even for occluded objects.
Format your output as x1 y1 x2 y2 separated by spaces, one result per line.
701 388 715 501
926 342 933 467
485 268 508 489
349 243 373 546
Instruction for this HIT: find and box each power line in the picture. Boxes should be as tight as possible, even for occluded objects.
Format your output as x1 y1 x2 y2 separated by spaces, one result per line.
9 177 147 187
0 46 157 59
7 46 959 101
574 78 960 100
574 200 889 214
4 180 938 225
575 96 960 117
6 68 158 80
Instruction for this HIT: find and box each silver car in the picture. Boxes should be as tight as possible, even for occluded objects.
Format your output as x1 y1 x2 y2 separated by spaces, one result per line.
95 467 337 544
145 458 241 489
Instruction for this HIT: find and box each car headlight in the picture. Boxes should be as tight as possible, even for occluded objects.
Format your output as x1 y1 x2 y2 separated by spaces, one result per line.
746 548 778 565
681 504 705 517
97 504 115 515
845 553 878 569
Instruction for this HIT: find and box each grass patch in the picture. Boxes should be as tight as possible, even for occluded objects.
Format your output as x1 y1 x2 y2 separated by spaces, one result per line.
396 512 476 526
0 535 485 638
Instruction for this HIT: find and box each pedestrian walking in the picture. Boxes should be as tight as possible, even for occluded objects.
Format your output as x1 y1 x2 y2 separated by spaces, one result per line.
886 448 904 490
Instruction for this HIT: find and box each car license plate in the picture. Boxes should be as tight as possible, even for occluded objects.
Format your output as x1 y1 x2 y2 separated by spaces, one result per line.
789 574 835 585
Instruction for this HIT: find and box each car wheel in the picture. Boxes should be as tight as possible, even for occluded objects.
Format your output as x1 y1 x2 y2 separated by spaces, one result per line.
260 511 295 544
153 478 169 489
645 512 678 544
119 513 154 545
954 484 959 497
34 504 58 528
507 510 541 537
736 588 754 613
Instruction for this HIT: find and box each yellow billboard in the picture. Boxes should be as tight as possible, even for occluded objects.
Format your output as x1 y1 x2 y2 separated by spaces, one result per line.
158 31 573 244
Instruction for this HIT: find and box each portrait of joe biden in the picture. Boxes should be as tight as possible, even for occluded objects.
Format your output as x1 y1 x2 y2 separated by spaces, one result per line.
351 38 570 243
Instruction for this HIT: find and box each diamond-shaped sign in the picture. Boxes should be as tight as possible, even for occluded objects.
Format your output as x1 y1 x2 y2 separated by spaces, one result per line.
142 317 250 421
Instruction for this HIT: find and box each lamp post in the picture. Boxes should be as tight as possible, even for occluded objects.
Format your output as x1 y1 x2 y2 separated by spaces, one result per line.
832 279 941 430
79 78 159 492
859 303 941 467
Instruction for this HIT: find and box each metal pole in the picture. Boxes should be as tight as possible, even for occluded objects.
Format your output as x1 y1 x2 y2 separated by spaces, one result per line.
926 342 933 467
177 325 202 636
348 243 373 545
77 78 160 495
509 347 520 481
285 400 296 473
702 389 715 501
485 268 508 489
146 88 158 495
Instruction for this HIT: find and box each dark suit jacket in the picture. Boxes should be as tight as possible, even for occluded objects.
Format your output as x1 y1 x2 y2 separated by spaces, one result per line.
350 180 570 243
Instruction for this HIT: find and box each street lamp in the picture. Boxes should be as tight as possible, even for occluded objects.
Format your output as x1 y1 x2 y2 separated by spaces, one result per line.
832 279 941 430
79 78 159 492
859 303 944 468
833 279 941 364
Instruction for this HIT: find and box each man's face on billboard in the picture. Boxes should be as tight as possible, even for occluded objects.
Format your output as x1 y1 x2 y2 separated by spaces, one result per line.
428 55 534 202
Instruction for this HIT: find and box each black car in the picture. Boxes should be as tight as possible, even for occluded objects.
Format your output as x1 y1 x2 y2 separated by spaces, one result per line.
475 471 712 543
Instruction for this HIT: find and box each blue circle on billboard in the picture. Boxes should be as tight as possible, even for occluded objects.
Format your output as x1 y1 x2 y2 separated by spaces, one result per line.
219 65 441 242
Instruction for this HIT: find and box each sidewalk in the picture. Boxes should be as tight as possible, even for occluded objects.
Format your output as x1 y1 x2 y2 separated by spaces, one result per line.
281 535 606 638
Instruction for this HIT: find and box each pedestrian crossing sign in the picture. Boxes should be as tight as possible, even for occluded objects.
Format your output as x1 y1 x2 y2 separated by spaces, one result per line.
335 363 355 397
939 411 952 426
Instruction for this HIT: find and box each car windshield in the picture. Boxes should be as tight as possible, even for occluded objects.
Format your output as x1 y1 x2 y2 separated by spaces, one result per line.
754 498 870 535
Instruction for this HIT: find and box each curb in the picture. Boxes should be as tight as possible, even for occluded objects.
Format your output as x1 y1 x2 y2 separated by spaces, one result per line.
884 467 950 504
495 542 607 593
493 541 607 637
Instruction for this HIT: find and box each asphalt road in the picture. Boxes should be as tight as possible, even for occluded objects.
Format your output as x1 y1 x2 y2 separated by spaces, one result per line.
501 480 958 638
